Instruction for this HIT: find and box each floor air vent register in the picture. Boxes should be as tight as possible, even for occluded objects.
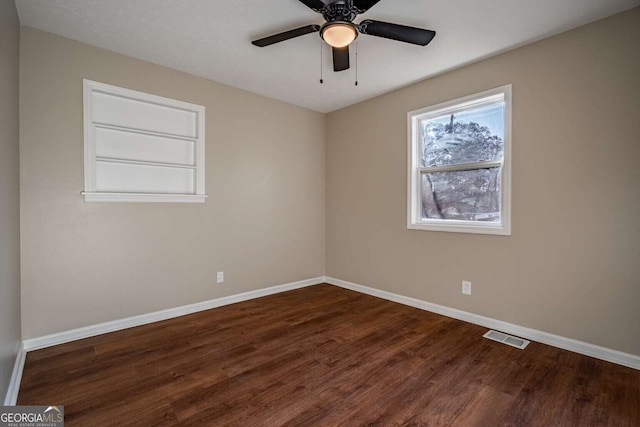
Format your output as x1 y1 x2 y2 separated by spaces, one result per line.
483 330 530 349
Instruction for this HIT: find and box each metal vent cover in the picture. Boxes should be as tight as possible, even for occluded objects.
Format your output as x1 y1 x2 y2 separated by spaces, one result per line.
483 330 530 349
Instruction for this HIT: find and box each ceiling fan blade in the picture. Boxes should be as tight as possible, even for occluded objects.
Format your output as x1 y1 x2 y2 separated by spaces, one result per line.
353 0 382 13
332 46 350 72
298 0 326 13
358 20 436 46
252 25 320 47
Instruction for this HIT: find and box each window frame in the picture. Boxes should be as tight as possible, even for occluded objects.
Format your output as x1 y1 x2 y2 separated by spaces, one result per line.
407 84 512 235
82 79 206 203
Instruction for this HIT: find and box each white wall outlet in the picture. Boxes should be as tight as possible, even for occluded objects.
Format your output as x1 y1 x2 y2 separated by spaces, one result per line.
217 272 224 284
462 280 472 295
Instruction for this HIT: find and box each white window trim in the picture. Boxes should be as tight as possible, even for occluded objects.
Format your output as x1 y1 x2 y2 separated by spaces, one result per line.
82 79 206 203
407 84 512 235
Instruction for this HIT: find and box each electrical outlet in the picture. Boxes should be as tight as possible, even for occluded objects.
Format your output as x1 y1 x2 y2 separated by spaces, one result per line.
462 280 472 295
217 272 224 284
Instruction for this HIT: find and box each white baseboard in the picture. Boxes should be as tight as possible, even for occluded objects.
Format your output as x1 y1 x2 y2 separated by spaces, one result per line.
23 277 324 351
326 276 640 370
4 342 26 405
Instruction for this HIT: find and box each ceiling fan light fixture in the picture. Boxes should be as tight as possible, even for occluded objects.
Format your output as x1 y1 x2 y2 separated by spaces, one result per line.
321 22 358 48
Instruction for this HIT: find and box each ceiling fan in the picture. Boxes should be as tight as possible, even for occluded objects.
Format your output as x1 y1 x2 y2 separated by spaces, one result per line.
252 0 436 72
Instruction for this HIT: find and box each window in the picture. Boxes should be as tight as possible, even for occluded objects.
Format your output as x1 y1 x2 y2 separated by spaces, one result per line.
82 79 206 203
407 85 511 235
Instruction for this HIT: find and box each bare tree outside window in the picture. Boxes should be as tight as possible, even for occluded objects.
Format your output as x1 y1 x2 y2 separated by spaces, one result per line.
419 103 505 222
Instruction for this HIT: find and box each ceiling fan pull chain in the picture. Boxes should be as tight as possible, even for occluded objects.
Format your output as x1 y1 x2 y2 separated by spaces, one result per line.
319 38 324 84
355 39 358 86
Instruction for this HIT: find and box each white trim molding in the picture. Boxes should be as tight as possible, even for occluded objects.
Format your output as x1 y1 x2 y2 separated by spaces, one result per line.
325 277 640 370
81 192 207 203
4 343 26 406
23 277 324 351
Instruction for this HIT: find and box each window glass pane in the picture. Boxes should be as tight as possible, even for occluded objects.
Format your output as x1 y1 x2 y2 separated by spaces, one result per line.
421 168 501 222
421 102 504 167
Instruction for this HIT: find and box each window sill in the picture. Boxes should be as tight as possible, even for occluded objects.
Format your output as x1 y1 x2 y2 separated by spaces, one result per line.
82 192 207 203
408 220 510 236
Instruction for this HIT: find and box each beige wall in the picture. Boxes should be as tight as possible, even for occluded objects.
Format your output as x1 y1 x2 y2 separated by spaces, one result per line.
19 27 326 339
326 8 640 355
0 0 21 398
17 8 640 358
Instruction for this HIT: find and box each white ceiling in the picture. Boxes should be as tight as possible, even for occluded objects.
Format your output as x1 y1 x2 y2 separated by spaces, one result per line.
15 0 640 113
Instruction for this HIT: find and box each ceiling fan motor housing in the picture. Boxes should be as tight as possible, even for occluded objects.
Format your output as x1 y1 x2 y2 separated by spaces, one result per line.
322 1 359 23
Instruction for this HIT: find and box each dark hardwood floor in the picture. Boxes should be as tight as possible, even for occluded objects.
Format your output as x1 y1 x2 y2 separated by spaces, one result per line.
18 284 640 426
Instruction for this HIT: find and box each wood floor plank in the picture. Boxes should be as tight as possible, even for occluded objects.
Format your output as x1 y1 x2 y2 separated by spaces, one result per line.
17 284 640 426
